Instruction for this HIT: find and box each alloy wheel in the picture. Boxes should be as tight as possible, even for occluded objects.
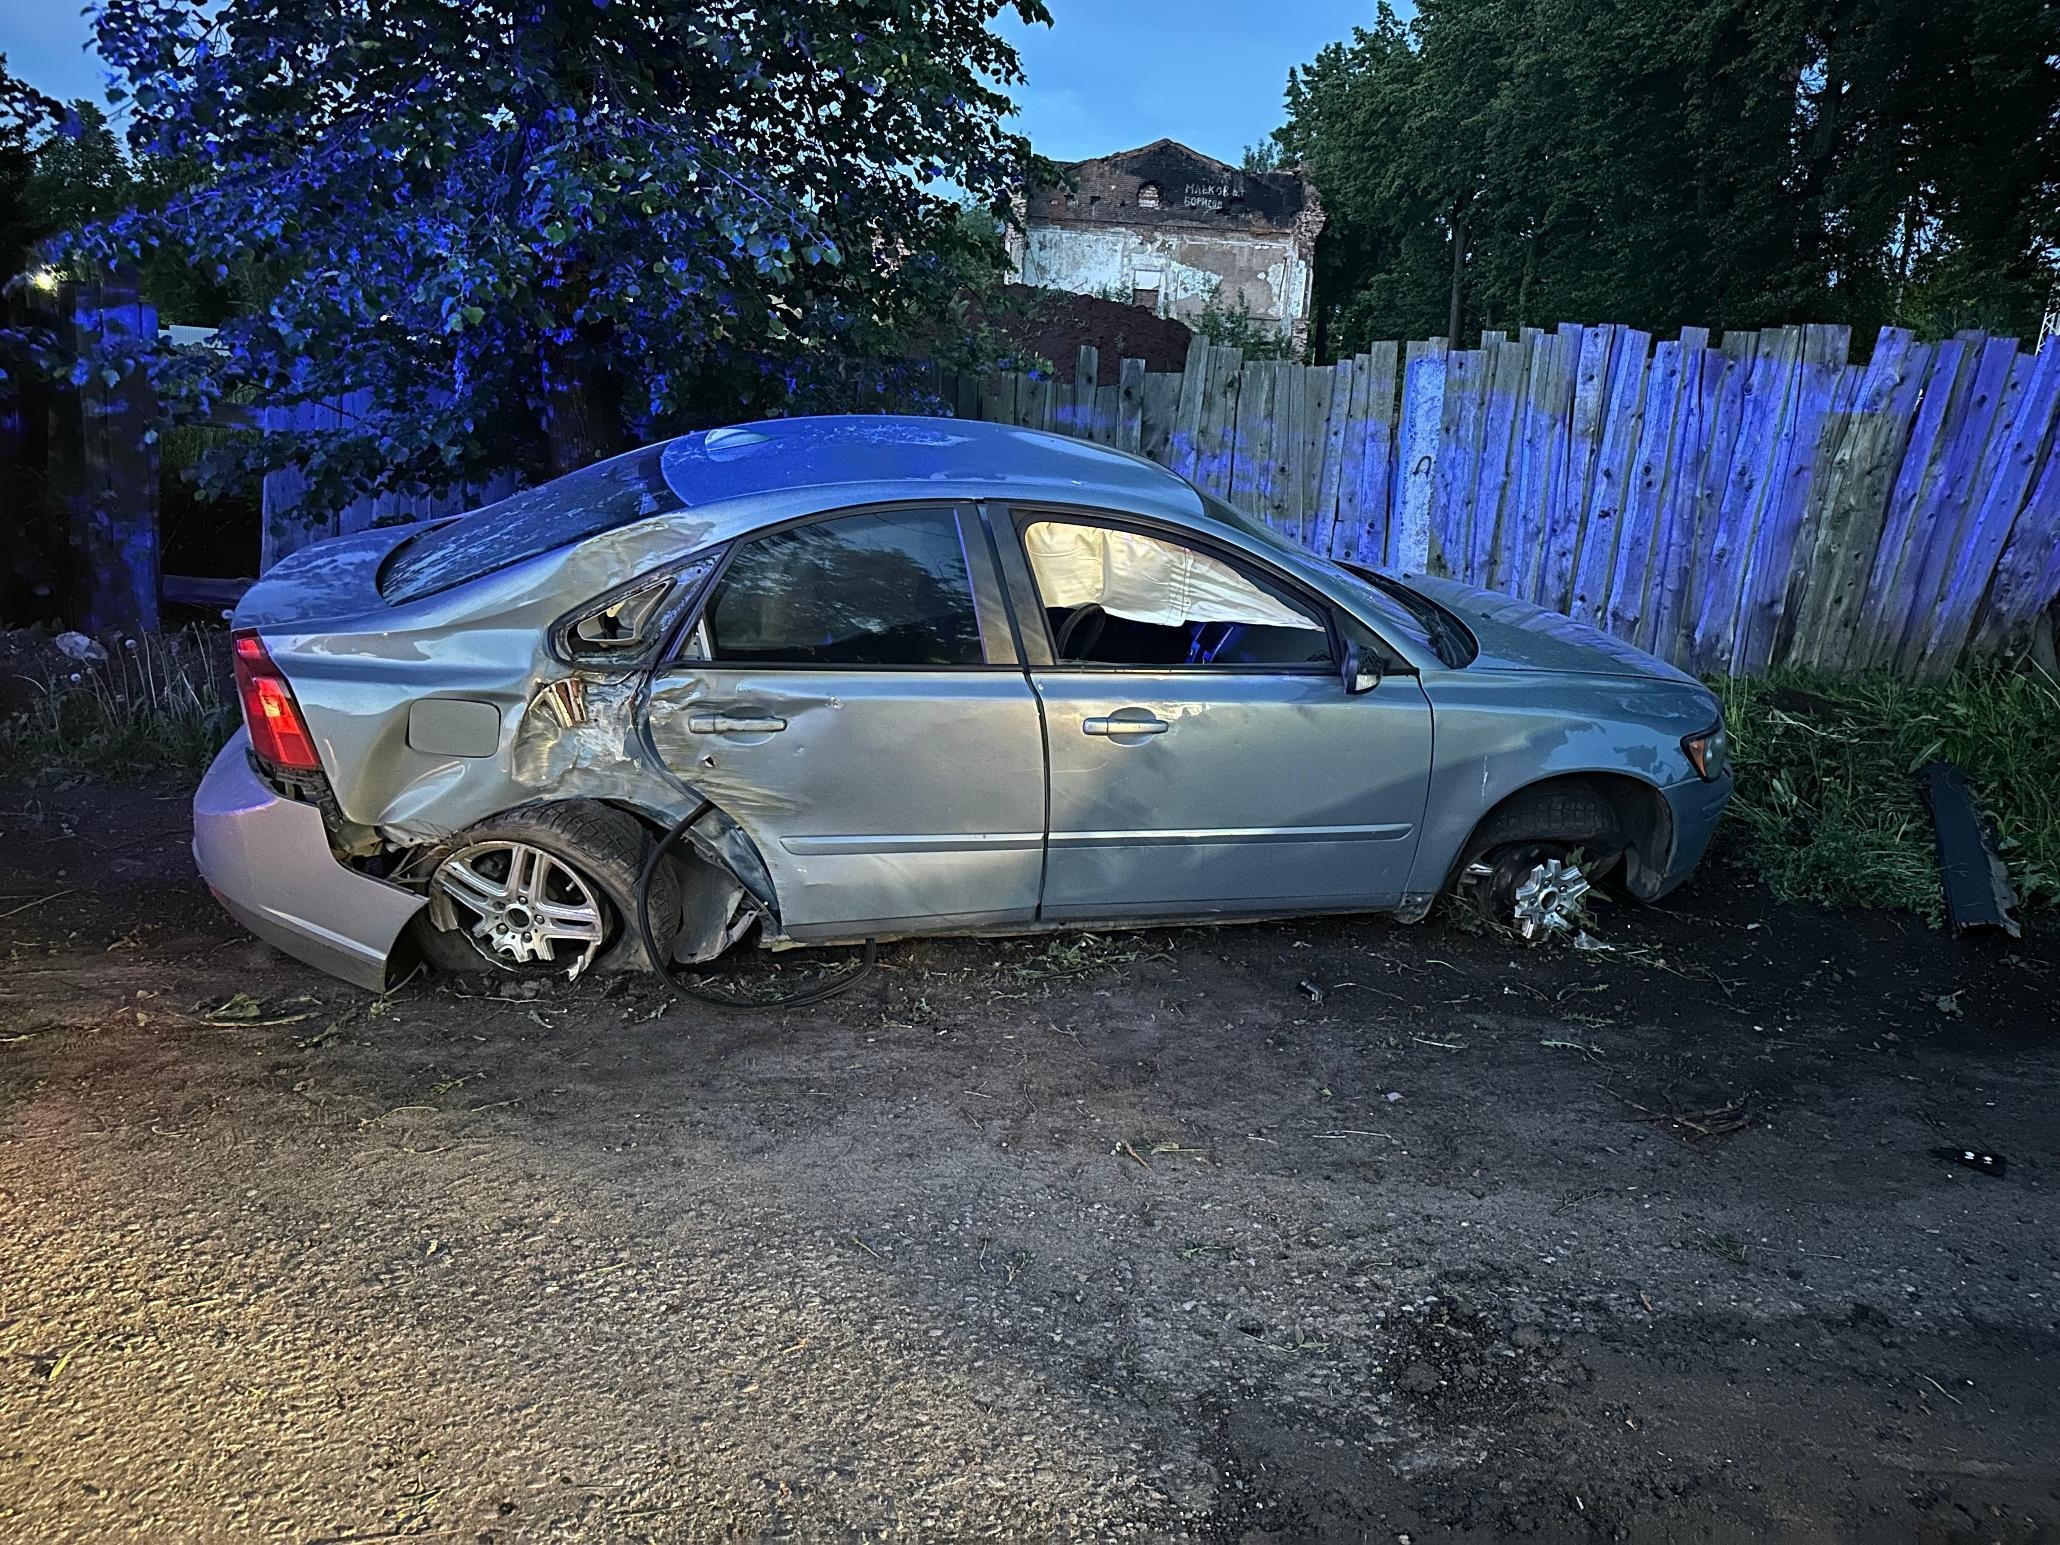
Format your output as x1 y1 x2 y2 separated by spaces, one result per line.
429 840 609 974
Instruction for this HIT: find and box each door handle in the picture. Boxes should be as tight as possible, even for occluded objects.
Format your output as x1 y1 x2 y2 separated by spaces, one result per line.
687 713 787 734
1083 715 1169 737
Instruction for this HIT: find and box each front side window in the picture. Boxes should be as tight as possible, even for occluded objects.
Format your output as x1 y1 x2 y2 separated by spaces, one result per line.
700 509 984 667
1022 519 1332 668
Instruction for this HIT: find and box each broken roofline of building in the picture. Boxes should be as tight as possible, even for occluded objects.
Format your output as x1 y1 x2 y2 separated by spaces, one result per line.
1006 138 1326 360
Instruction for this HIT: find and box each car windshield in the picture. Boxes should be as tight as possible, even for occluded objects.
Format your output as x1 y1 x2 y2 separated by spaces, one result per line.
379 445 679 604
1192 490 1469 665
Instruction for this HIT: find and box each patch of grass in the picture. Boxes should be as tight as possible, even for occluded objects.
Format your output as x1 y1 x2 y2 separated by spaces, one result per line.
1712 666 2060 916
0 629 237 783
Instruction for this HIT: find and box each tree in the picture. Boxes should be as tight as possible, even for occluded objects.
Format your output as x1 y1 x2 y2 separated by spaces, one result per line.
1274 0 2060 350
56 0 1050 508
0 58 59 284
25 101 134 239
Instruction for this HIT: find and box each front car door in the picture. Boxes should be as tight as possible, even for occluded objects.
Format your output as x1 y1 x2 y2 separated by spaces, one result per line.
644 504 1046 940
996 506 1434 921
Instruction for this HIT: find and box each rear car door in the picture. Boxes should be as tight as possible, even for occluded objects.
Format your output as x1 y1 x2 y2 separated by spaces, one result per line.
997 507 1433 920
644 504 1045 940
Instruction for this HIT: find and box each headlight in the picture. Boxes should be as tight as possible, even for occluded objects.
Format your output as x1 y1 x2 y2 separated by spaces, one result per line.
1682 721 1727 781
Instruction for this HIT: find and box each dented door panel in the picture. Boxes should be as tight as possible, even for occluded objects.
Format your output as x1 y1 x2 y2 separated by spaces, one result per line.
645 669 1048 935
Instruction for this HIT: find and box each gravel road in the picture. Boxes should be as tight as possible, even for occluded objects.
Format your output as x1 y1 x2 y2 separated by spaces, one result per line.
2 779 2056 1541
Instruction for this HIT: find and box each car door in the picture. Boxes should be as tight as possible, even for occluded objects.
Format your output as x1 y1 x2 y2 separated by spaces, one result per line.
643 504 1046 940
998 507 1433 920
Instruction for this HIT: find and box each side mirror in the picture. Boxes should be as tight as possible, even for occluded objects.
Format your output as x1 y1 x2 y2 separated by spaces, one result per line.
1342 641 1382 695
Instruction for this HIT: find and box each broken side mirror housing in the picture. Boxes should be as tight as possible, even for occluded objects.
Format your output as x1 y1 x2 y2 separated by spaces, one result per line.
1342 640 1383 695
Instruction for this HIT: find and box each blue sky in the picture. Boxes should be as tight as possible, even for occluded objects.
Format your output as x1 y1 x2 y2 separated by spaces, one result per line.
996 2 1382 165
7 3 1383 165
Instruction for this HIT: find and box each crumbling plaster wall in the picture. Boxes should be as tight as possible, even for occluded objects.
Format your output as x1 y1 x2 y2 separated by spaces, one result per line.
1013 222 1316 357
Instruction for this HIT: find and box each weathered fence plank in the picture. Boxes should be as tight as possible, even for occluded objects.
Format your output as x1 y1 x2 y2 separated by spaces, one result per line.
1116 357 1146 453
1227 359 1275 524
1647 342 1721 659
1693 328 1802 673
1889 337 2023 672
1917 340 2060 677
1540 324 1611 613
1429 347 1486 576
1569 327 1651 632
1140 369 1178 464
1473 338 1529 588
1858 338 1975 671
1969 402 2060 661
1166 335 1210 483
1311 357 1357 559
1736 323 1848 672
1390 339 1447 572
905 316 2060 679
1298 366 1336 548
1605 339 1684 645
1354 343 1400 568
1507 331 1573 605
1785 329 1921 672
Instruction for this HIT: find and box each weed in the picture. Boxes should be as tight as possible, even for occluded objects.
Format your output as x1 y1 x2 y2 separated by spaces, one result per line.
0 629 236 783
1712 666 2060 915
994 930 1170 989
1706 1233 1750 1269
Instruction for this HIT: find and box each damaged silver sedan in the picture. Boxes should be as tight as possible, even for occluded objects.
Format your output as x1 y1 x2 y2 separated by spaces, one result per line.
193 416 1732 993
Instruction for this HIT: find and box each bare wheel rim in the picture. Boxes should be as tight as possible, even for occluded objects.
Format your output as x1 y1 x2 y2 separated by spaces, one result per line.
429 840 609 974
1509 856 1590 940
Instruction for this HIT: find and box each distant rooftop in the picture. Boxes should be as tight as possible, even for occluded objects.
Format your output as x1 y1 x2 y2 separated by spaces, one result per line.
1027 138 1317 231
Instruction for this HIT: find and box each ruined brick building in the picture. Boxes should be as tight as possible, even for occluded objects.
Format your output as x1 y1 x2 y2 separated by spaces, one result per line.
1006 139 1325 358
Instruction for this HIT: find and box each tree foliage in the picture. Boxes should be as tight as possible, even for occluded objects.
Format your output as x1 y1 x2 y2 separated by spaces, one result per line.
0 59 59 291
1276 0 2060 352
49 0 1049 506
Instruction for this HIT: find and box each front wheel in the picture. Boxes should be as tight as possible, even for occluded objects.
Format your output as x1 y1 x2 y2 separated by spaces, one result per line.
1462 842 1596 940
1452 785 1623 941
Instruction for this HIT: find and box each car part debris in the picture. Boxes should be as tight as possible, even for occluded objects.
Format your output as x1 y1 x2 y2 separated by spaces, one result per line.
1919 761 2022 938
636 802 877 1009
54 630 108 663
1932 1146 2007 1179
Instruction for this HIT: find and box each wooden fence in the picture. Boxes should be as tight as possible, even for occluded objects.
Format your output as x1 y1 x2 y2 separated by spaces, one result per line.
251 389 520 573
938 325 2060 678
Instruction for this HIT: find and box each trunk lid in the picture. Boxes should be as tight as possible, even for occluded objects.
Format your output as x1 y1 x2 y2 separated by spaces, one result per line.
231 526 422 632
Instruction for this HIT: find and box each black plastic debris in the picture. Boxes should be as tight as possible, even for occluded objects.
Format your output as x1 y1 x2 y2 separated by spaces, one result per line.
1932 1146 2008 1179
1918 761 2022 938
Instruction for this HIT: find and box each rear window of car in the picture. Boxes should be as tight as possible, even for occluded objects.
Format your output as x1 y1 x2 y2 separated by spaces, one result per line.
699 509 984 667
378 447 679 604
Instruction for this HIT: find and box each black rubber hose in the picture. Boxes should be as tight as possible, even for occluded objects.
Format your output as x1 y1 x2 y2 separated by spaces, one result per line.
634 802 877 1009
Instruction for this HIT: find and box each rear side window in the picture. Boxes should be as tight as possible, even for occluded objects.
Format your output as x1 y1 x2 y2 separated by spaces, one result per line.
380 447 677 604
701 509 983 667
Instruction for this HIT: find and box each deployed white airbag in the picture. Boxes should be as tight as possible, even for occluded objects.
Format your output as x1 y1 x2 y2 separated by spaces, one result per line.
1024 521 1321 632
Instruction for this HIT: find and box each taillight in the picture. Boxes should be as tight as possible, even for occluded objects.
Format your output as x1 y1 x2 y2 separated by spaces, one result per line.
231 630 322 771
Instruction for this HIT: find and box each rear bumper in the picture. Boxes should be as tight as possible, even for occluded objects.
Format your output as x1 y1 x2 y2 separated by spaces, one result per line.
1649 769 1733 898
192 732 426 992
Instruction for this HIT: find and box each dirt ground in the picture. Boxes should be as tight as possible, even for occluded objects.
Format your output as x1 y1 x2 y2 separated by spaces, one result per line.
2 776 2057 1544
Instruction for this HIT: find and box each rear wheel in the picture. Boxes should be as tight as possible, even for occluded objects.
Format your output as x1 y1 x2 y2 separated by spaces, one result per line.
415 801 677 977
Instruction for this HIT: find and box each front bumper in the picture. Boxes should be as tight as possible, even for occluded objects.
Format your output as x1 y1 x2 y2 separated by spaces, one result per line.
192 732 427 992
1649 768 1733 898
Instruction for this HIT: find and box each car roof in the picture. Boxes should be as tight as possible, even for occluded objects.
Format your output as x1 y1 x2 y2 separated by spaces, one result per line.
656 414 1207 526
